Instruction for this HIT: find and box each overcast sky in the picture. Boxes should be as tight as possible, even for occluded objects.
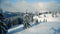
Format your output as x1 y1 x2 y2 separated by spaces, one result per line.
0 0 60 13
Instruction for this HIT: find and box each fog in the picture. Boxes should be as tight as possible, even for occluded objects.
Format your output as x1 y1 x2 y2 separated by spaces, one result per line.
1 0 60 13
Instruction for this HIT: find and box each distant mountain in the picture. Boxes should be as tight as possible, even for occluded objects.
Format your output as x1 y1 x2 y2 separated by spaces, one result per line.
3 11 18 18
3 11 25 18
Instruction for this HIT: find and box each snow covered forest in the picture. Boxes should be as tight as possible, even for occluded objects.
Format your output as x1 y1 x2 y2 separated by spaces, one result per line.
0 0 60 34
7 11 60 34
0 9 60 34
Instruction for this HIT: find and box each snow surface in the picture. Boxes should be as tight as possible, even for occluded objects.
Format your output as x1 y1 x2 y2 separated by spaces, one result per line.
8 13 60 34
8 22 60 34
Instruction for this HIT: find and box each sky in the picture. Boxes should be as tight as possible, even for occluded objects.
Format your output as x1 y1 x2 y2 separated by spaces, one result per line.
0 0 60 13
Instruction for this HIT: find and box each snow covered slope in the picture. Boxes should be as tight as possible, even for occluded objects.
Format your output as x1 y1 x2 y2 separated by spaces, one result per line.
14 22 60 34
8 13 60 34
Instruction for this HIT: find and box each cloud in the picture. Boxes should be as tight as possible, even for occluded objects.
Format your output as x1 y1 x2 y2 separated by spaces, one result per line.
1 0 37 13
1 0 60 13
32 2 60 12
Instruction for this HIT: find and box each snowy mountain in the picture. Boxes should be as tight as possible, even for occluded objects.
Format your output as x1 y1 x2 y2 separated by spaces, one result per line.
33 13 60 22
8 13 60 34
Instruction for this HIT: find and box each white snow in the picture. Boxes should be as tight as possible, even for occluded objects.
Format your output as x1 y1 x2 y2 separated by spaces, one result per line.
8 13 60 34
14 22 60 34
33 13 60 22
